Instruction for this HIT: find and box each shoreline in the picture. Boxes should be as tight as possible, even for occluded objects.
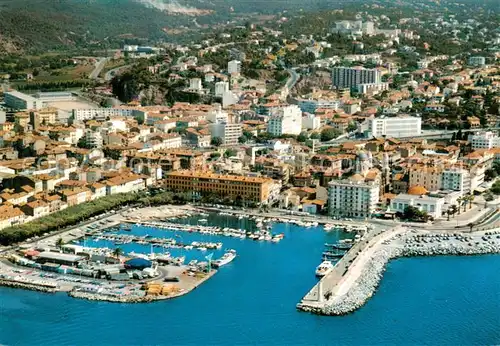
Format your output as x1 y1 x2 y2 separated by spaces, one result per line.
297 230 500 315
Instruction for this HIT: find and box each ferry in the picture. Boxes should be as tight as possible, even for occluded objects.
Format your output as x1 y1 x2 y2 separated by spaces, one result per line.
212 250 237 268
315 260 334 277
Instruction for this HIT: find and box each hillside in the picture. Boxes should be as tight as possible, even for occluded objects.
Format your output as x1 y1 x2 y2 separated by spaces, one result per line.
0 0 192 53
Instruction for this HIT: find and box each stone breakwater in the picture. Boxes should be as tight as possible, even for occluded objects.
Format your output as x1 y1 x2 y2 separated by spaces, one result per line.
0 278 57 293
68 290 157 303
298 232 500 316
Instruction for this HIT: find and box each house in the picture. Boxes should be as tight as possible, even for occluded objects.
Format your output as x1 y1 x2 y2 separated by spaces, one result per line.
0 204 25 230
22 200 50 219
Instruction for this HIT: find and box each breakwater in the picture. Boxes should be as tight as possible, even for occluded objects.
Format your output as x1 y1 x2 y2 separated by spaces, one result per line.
68 290 156 303
0 278 57 293
298 231 500 316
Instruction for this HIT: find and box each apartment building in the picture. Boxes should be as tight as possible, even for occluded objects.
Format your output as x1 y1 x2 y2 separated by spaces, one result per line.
210 122 242 146
228 60 241 74
163 171 278 204
5 91 43 110
441 167 471 194
409 165 442 192
368 116 421 138
267 105 303 136
468 131 500 150
328 179 380 218
332 67 381 89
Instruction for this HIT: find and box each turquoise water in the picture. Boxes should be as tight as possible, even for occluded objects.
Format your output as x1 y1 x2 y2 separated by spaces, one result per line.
1 215 499 345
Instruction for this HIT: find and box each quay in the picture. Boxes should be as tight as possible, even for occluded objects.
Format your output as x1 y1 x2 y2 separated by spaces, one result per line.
297 227 500 315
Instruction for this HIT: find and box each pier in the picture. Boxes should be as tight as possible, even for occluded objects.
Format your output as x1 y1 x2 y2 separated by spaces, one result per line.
298 227 500 315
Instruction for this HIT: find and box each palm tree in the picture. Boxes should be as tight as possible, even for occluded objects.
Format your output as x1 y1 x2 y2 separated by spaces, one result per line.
112 247 123 260
56 237 64 249
456 197 463 215
468 194 475 209
450 205 458 218
446 209 452 221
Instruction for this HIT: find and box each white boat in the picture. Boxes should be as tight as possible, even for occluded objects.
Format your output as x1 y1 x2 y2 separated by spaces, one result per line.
199 219 208 223
212 250 237 268
198 247 207 252
315 261 334 277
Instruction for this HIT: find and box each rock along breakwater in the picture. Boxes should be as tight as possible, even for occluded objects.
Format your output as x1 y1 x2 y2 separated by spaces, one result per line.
298 231 500 316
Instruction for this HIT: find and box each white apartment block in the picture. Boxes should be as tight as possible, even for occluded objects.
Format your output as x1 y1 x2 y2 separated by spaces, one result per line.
4 91 43 110
189 78 202 91
215 81 229 97
207 108 229 123
210 122 242 146
297 98 341 114
441 168 471 194
468 131 500 150
390 194 444 219
302 113 321 130
468 56 486 66
72 108 134 121
85 130 103 148
368 116 421 138
332 67 381 89
228 60 241 74
328 180 379 218
267 105 303 136
357 82 389 95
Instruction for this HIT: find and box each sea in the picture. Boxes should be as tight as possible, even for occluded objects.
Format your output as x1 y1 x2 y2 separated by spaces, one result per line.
1 213 499 345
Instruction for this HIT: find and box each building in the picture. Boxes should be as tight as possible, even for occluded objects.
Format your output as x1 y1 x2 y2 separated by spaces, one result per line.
441 167 471 194
390 188 445 220
215 81 229 97
85 130 103 148
267 105 303 136
4 90 43 110
328 151 380 218
210 122 242 146
163 171 278 204
468 131 500 150
189 78 202 91
409 166 442 192
72 108 135 122
368 116 421 138
357 82 389 95
228 60 241 74
328 179 379 218
30 108 58 128
331 67 381 89
468 56 486 67
297 98 341 114
302 113 321 130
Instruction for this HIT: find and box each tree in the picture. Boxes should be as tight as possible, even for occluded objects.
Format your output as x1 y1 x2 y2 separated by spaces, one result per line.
450 205 458 218
224 148 237 158
56 237 64 249
238 136 247 144
210 137 223 147
347 122 357 133
112 247 123 260
310 132 320 140
320 128 340 142
297 132 308 142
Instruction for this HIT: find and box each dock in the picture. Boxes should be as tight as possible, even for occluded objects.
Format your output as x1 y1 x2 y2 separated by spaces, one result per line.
298 227 403 311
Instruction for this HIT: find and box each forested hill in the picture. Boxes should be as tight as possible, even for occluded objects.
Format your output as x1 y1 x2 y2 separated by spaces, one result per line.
0 0 189 53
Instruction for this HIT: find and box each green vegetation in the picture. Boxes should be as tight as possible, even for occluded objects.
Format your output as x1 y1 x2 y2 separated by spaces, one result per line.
210 137 223 147
0 193 141 245
403 206 430 222
320 128 341 142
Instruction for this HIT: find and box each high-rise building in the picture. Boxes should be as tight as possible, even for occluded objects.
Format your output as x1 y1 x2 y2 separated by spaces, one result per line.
215 81 230 97
267 105 302 136
228 60 241 74
368 115 421 138
210 122 242 146
331 67 381 89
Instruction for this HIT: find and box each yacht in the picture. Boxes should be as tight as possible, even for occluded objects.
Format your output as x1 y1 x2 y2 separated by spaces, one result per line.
315 261 334 277
212 250 237 268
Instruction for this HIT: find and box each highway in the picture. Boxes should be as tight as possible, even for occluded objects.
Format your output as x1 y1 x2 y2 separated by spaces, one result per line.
104 64 133 81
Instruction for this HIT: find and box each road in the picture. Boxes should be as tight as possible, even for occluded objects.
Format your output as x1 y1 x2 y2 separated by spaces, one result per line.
89 57 109 79
104 64 133 81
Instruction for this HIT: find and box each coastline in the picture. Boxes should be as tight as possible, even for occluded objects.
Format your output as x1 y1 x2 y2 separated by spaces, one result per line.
297 230 500 316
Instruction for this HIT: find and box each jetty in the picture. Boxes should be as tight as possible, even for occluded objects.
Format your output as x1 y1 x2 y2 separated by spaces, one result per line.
297 227 500 315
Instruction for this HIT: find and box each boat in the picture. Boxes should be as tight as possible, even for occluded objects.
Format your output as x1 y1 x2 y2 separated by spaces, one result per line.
212 250 237 268
315 260 334 277
199 219 208 223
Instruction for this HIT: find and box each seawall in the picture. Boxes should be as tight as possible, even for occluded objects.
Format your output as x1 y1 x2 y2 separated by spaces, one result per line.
298 231 500 316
